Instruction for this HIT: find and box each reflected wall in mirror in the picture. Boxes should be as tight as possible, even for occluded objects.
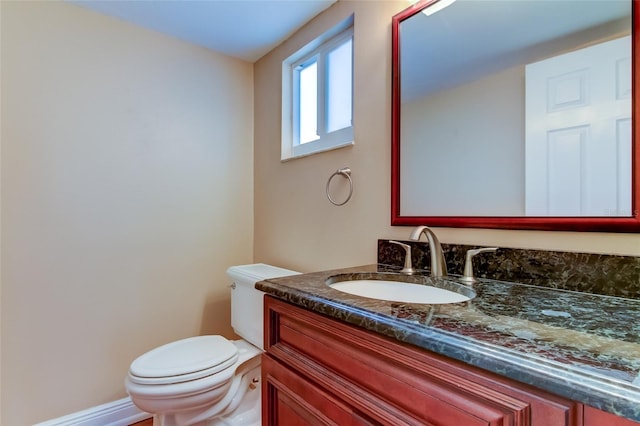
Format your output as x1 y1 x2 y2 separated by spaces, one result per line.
391 0 639 232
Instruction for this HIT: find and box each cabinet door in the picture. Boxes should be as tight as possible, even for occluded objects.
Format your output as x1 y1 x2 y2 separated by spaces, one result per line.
584 405 640 426
262 354 380 426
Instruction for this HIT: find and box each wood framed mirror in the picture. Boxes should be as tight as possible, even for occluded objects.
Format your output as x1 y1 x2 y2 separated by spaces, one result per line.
391 0 639 232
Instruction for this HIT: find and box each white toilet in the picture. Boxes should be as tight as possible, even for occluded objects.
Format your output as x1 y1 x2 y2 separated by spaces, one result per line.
125 264 300 426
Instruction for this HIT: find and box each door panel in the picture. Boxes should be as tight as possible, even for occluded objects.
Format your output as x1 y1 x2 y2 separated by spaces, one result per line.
525 35 632 216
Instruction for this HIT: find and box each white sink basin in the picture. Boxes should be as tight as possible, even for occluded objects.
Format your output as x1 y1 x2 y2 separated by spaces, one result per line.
328 276 473 304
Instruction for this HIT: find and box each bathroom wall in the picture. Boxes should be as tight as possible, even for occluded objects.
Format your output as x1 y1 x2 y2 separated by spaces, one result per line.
253 0 639 275
1 2 253 424
402 66 524 216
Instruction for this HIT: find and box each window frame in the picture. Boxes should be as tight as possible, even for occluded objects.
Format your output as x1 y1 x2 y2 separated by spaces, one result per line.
282 21 354 161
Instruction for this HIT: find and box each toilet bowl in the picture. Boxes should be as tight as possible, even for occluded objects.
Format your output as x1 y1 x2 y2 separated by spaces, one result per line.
125 264 300 426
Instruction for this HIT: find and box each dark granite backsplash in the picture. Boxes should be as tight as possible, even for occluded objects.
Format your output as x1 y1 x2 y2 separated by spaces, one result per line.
378 240 640 299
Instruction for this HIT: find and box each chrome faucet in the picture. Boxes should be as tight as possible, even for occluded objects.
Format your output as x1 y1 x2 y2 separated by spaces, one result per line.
410 226 447 277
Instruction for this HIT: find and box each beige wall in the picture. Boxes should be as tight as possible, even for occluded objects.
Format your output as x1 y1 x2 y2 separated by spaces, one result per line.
1 0 638 424
402 66 525 216
254 0 639 276
1 2 253 424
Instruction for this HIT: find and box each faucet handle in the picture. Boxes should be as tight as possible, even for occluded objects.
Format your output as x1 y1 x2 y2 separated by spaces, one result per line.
389 240 416 275
459 247 498 284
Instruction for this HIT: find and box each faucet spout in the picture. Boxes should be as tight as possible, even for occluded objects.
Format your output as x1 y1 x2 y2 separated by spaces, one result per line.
410 226 448 277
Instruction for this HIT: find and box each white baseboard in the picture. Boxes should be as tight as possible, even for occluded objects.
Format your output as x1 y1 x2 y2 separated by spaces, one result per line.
34 397 151 426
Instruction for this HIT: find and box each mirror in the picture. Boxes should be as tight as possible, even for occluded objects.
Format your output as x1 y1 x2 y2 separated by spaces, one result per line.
391 0 639 231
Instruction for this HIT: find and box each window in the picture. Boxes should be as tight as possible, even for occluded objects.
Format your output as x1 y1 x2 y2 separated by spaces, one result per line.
282 19 354 160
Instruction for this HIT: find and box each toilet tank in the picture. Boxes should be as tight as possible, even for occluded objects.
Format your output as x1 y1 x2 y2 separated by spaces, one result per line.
226 263 300 350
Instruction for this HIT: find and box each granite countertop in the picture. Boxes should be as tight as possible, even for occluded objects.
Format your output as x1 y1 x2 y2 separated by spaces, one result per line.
256 264 640 423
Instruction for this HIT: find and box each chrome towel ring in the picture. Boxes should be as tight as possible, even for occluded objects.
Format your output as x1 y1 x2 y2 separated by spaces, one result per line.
326 167 353 206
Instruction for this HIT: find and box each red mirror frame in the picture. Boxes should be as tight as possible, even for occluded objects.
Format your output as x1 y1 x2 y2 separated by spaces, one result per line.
391 0 640 232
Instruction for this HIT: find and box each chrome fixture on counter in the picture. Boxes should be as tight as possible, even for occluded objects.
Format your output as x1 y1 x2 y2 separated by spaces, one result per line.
459 247 498 284
410 226 447 277
389 240 416 275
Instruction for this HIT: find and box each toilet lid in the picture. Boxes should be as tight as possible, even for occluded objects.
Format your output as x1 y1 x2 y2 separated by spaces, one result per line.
129 336 239 384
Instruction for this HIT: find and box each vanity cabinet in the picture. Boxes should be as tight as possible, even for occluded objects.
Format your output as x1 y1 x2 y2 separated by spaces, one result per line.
262 296 637 426
583 406 638 426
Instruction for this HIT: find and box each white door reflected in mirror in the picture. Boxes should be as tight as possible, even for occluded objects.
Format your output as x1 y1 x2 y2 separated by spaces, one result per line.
525 36 632 217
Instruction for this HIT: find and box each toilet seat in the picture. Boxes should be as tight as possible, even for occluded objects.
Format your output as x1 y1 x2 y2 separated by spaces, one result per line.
128 336 239 386
125 338 261 412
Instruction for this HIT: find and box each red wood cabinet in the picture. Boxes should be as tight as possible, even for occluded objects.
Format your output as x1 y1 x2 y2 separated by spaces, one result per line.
262 296 637 426
583 406 639 426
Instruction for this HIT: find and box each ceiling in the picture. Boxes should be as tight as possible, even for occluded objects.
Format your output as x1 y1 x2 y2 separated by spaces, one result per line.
70 0 337 62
